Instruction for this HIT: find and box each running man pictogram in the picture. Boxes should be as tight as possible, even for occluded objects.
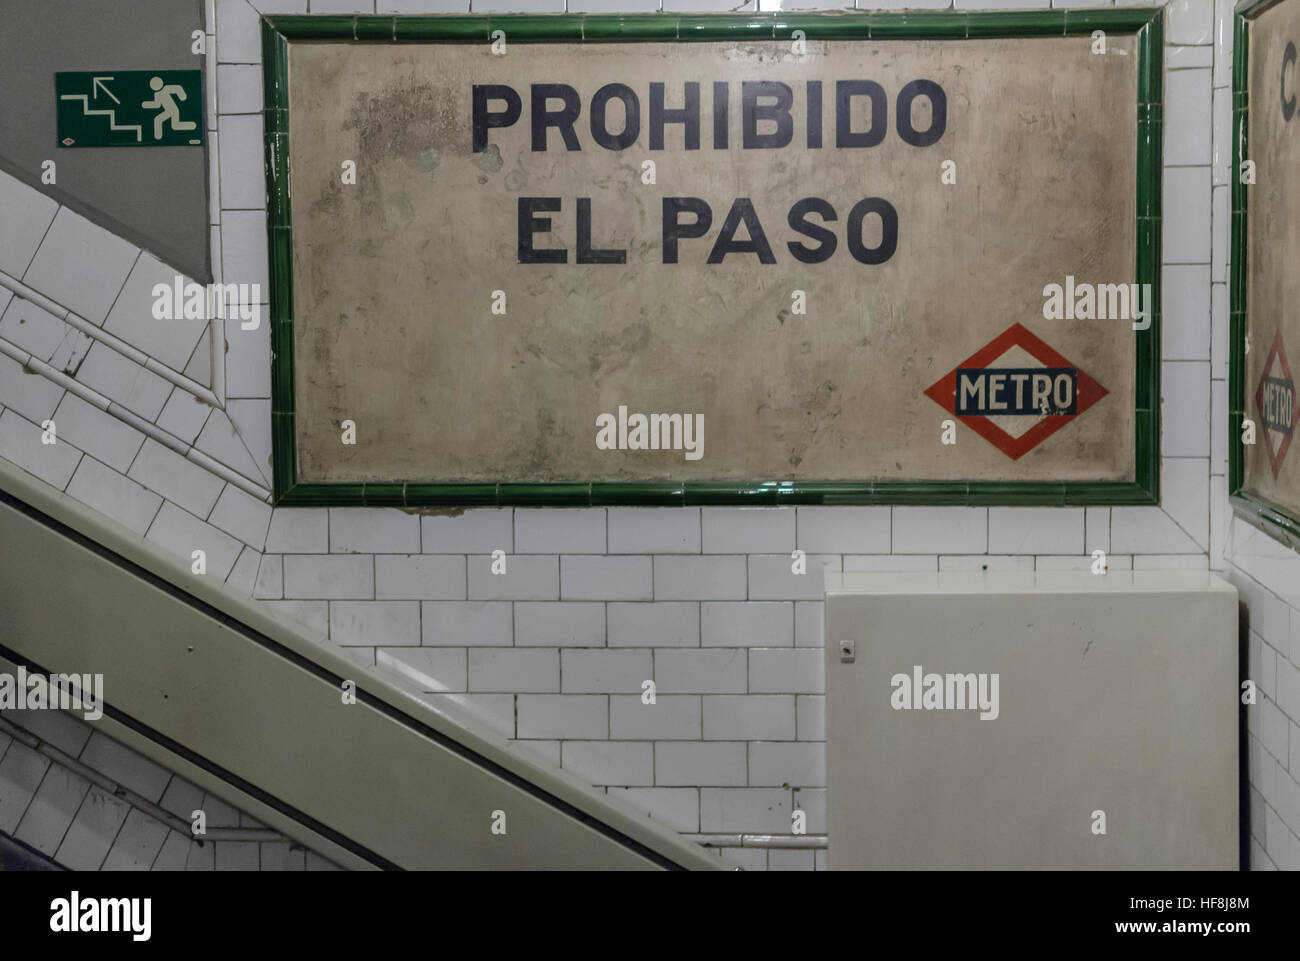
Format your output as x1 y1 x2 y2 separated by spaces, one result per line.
142 76 197 141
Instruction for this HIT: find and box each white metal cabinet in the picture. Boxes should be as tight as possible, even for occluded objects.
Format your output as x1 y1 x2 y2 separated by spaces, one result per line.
824 570 1239 869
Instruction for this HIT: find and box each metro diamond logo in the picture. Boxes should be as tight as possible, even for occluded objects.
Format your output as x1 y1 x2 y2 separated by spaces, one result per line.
924 323 1109 460
1254 330 1298 479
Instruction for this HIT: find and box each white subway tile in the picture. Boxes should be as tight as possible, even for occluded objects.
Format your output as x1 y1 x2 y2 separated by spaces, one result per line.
610 695 701 739
987 508 1084 555
1162 265 1211 361
208 483 272 548
76 343 173 421
701 601 792 647
220 210 269 290
15 765 91 855
1212 85 1231 187
748 553 840 600
1214 0 1234 88
217 63 263 114
1036 554 1133 571
425 693 515 738
749 742 825 787
468 553 558 600
155 388 214 445
103 254 208 372
606 787 698 833
224 315 271 398
1085 507 1110 554
1162 457 1210 549
330 601 419 646
515 508 605 553
562 649 652 693
517 695 607 739
0 353 65 423
1167 45 1214 69
608 602 698 647
80 732 172 801
561 555 652 600
768 848 815 871
607 507 700 553
266 508 328 552
703 695 795 740
283 554 373 599
377 647 467 692
0 408 82 488
894 507 987 553
329 507 420 553
194 408 266 486
1167 0 1214 45
378 0 465 10
3 710 88 757
796 695 825 740
22 208 137 324
700 788 791 833
128 438 224 517
469 648 559 692
102 809 170 870
146 502 244 579
1211 184 1229 283
1164 68 1212 166
654 555 747 599
561 741 654 787
702 508 795 553
215 0 263 63
0 742 49 834
253 553 282 599
0 171 58 277
1163 362 1211 458
795 506 889 553
66 456 161 535
515 601 604 646
1211 377 1227 477
656 649 746 693
261 599 328 635
655 742 746 786
375 554 465 600
843 554 938 572
1164 166 1212 263
422 601 512 645
310 0 375 10
794 601 823 648
422 509 512 552
749 648 824 694
0 297 81 366
474 0 563 9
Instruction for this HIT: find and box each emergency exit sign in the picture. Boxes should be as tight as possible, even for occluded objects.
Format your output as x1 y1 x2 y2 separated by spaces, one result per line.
56 70 203 148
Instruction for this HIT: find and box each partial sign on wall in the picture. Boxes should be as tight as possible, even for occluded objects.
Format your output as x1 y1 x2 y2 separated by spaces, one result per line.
263 12 1162 507
1233 0 1300 549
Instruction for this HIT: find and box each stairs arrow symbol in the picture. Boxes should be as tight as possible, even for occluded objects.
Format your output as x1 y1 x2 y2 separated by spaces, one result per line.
92 76 119 105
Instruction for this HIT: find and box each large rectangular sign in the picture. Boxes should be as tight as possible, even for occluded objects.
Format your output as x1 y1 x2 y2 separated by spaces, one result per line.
263 12 1161 507
1233 0 1300 549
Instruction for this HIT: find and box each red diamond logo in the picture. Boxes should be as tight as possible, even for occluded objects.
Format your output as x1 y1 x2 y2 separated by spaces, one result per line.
1254 330 1298 478
924 323 1109 460
61 138 74 146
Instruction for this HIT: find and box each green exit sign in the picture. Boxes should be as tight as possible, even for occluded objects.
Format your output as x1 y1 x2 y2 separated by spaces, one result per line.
56 70 204 148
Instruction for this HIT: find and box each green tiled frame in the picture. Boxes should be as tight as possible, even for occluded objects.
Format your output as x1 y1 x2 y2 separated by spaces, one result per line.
263 9 1163 508
1229 0 1300 551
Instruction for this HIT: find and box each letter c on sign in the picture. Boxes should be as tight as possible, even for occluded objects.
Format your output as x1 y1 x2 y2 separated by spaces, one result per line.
1284 41 1297 122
